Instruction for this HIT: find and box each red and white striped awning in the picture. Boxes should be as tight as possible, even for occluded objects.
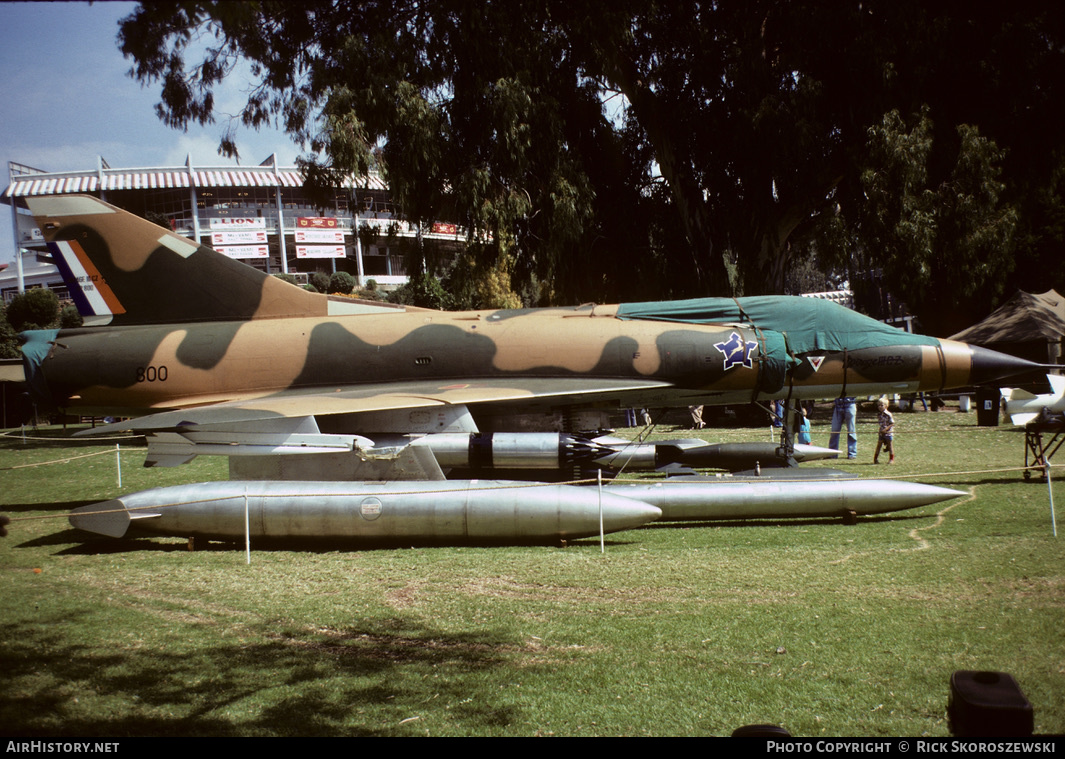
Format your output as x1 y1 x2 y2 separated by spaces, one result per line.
4 166 387 198
5 174 97 197
100 171 192 191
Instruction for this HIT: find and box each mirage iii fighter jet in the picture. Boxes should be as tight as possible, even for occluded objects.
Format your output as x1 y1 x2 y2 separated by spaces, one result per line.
20 195 1041 482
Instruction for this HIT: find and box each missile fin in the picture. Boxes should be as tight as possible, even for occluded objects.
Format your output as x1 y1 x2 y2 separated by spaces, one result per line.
69 500 131 538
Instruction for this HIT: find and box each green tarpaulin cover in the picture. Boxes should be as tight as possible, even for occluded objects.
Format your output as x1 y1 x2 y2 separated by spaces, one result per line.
617 296 936 355
20 329 59 407
617 297 936 396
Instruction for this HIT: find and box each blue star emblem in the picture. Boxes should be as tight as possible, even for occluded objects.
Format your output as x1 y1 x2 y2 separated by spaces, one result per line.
713 332 758 371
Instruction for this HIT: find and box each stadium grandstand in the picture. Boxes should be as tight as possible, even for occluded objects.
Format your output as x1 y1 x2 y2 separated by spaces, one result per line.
1 154 466 300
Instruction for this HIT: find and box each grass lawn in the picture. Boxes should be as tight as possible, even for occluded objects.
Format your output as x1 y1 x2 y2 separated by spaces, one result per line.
1 401 1062 737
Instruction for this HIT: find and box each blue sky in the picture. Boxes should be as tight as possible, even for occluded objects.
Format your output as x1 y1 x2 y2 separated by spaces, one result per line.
0 1 299 264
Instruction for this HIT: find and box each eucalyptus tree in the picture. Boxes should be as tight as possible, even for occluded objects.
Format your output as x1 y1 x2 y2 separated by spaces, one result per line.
119 1 1064 327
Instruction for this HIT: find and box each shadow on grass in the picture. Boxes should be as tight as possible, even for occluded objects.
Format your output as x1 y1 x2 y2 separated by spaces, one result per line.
48 535 205 555
28 528 641 556
0 614 522 737
3 500 99 515
643 512 933 530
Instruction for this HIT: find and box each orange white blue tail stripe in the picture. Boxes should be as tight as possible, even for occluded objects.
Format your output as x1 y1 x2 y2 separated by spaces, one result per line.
48 238 126 325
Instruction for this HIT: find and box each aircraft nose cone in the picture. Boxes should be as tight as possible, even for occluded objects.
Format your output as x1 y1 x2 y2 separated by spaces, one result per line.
968 344 1049 386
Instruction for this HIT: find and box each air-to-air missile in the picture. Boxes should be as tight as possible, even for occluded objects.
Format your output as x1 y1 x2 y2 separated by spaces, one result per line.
374 432 616 471
146 429 618 473
142 421 845 487
592 437 839 472
416 434 839 476
69 480 662 544
172 429 836 479
604 474 963 521
1003 374 1065 425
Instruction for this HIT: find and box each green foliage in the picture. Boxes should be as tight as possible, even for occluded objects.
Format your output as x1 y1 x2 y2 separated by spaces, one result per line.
387 272 449 310
6 288 60 331
0 303 22 359
436 238 526 310
272 273 298 286
1011 156 1065 295
470 251 523 310
0 293 73 357
119 3 1065 321
364 278 378 292
856 109 1017 334
357 225 380 254
468 249 521 308
58 305 83 329
309 272 331 294
783 248 843 296
328 271 356 295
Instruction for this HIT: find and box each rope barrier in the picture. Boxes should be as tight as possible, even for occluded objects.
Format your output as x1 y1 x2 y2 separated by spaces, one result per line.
0 448 119 470
0 429 143 443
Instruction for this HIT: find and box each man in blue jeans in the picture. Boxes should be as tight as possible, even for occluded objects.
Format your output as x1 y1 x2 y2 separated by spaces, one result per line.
829 397 858 459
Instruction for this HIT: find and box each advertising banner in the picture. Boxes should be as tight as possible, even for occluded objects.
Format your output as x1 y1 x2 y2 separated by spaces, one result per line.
216 244 270 259
211 230 269 246
209 217 267 230
296 217 339 228
296 245 346 259
295 229 345 243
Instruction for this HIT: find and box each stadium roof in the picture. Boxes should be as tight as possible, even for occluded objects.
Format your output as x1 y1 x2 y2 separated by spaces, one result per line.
3 155 387 201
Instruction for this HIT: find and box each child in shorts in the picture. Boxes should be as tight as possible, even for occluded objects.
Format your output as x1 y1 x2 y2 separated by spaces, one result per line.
874 397 895 464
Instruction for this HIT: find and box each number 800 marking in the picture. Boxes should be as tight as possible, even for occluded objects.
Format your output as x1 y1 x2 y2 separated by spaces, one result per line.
136 365 168 382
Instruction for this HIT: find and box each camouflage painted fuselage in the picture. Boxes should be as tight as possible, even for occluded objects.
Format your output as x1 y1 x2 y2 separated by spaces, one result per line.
32 306 748 415
31 304 976 419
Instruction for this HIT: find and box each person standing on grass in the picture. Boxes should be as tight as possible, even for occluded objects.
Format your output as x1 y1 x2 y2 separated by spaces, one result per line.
829 396 858 459
874 397 895 464
797 406 812 444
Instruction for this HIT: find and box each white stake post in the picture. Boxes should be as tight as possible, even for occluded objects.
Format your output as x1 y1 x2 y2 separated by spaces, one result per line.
244 489 252 564
1047 464 1057 538
598 469 605 554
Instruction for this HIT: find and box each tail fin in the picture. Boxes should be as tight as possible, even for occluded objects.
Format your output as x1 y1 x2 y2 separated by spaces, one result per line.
26 195 331 326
